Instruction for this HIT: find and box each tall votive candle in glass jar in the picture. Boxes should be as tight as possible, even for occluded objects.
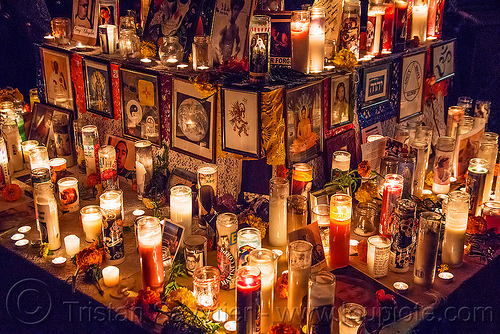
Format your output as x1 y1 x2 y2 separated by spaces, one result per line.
248 248 275 333
21 140 38 168
82 125 99 177
99 24 117 54
411 140 429 198
367 0 385 57
216 213 238 290
432 136 455 194
354 202 378 237
248 15 271 84
137 216 164 291
393 0 408 52
291 10 310 73
170 185 192 238
58 177 79 212
389 199 417 273
482 201 500 234
34 182 61 250
397 152 415 199
236 266 261 333
288 240 313 323
413 212 441 286
446 106 465 139
367 235 391 278
184 235 207 276
198 164 218 229
2 118 23 172
0 138 9 187
427 0 444 39
73 119 86 174
477 140 497 203
192 36 213 70
51 17 71 45
442 191 469 266
135 140 153 200
338 303 367 334
457 96 473 116
329 193 352 268
80 205 102 242
465 158 489 216
382 0 395 53
378 156 398 193
291 163 313 197
411 2 428 42
237 228 261 267
307 271 336 334
287 195 308 234
99 145 118 190
194 266 220 311
29 146 50 170
379 174 403 237
312 204 330 252
269 177 289 246
308 7 325 73
100 190 125 264
331 151 351 172
339 0 361 58
49 158 67 189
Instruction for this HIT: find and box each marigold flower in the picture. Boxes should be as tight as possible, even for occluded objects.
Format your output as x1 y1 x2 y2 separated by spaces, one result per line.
357 161 372 178
164 287 196 311
2 184 22 202
269 323 300 334
355 182 378 203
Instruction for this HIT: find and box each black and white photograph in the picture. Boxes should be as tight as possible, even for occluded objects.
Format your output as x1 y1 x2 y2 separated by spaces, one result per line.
72 0 99 41
84 59 113 118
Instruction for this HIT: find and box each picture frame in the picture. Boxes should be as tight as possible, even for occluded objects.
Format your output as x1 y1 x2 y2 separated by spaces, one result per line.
120 67 161 145
399 50 426 121
286 80 324 167
221 87 261 158
98 0 119 26
40 47 74 111
211 0 252 65
162 218 185 263
267 11 292 68
172 78 216 163
432 39 455 82
29 103 73 159
330 74 352 128
72 0 100 44
105 134 136 180
362 62 391 108
83 58 114 118
323 129 357 176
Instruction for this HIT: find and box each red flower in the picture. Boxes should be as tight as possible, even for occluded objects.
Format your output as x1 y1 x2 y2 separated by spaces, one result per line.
2 184 22 202
86 173 101 187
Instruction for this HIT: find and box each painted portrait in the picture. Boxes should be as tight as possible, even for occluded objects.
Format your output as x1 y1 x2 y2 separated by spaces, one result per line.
41 48 74 111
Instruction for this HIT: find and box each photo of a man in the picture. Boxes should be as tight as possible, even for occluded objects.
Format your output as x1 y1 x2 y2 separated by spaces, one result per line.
75 0 92 28
116 140 131 178
106 135 135 180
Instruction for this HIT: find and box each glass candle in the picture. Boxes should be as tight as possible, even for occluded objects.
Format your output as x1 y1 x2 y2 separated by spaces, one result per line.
307 271 336 334
394 123 409 143
99 145 118 190
118 24 141 59
393 0 408 52
237 228 261 267
367 235 391 278
378 156 398 193
102 266 120 287
192 35 213 70
80 205 102 242
216 213 238 290
291 10 310 73
312 204 330 252
458 116 474 135
332 151 351 172
339 0 361 58
269 177 289 247
367 0 385 57
236 266 261 333
64 234 80 257
135 140 153 200
367 134 384 143
194 266 220 311
159 36 184 66
338 303 367 334
248 248 275 333
100 190 125 265
442 191 470 266
446 106 465 138
82 125 99 177
51 17 71 45
426 0 442 39
137 216 164 291
477 141 497 203
432 136 455 194
287 195 308 234
29 88 40 110
31 167 51 185
198 164 218 229
291 163 313 197
184 235 207 276
389 199 416 273
379 174 403 237
170 185 192 238
0 138 9 187
353 202 378 236
21 140 38 168
329 193 352 268
397 152 415 199
288 240 313 323
482 201 500 234
58 177 79 212
2 118 23 172
382 0 395 53
411 140 429 198
34 182 61 250
457 96 473 116
413 211 441 286
52 113 73 167
73 119 86 174
99 24 117 54
248 15 271 84
411 2 428 42
309 7 325 74
465 158 489 216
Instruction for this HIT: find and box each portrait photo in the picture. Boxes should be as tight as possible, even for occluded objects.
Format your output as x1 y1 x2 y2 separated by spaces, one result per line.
41 48 74 111
120 68 160 145
172 79 215 162
286 81 323 166
270 13 292 67
84 59 113 118
221 88 260 158
330 75 350 127
162 219 184 261
105 134 136 180
211 0 252 65
72 0 99 42
99 0 118 25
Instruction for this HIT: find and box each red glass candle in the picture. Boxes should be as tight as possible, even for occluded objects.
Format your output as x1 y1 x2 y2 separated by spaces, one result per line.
291 11 311 73
393 0 408 52
137 216 164 291
382 1 395 53
236 266 261 334
380 174 404 237
329 193 352 269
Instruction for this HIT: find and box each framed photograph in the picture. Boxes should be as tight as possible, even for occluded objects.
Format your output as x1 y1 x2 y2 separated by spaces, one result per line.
99 0 118 26
83 58 113 118
362 62 391 108
399 51 425 121
221 87 260 158
211 0 252 65
268 12 292 67
432 39 455 82
162 219 185 263
286 80 323 166
29 103 73 159
120 68 161 145
105 134 135 180
72 0 99 44
172 79 216 162
330 75 351 127
40 47 74 111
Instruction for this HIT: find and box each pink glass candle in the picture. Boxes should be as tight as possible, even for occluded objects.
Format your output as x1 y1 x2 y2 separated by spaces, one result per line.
236 266 261 334
380 174 404 237
137 216 164 291
382 0 395 53
291 11 310 73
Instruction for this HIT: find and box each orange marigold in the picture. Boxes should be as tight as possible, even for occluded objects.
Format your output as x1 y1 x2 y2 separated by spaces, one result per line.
357 240 368 263
75 241 104 272
133 287 161 321
86 173 101 187
276 272 288 299
269 323 300 334
466 215 487 235
2 184 22 202
357 161 372 178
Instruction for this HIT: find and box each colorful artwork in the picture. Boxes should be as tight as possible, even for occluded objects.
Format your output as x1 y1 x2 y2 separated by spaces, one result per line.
84 59 113 118
41 48 74 111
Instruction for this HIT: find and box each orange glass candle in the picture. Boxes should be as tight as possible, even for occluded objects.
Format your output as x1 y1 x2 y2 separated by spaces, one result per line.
329 193 352 268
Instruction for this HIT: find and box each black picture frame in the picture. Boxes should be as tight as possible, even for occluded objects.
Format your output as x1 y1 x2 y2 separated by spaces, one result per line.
83 58 114 118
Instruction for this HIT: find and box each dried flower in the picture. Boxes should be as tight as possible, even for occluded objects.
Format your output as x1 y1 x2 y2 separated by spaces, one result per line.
190 73 217 99
39 242 52 257
141 41 157 58
354 182 378 203
357 240 367 263
276 165 289 178
467 215 488 235
425 171 434 187
246 214 267 239
74 241 104 272
2 184 22 202
133 287 162 321
164 287 196 311
86 173 100 187
357 161 372 178
333 48 358 69
276 272 288 299
269 323 300 334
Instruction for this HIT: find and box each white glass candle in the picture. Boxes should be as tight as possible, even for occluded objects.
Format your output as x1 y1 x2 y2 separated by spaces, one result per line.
367 236 391 278
58 177 79 212
21 140 38 168
442 191 469 266
0 137 11 186
102 266 120 287
412 4 428 42
29 146 50 170
98 145 118 190
288 240 312 323
332 151 351 172
170 185 192 238
135 140 153 200
64 235 80 257
34 182 61 250
307 271 335 334
2 119 23 172
268 177 289 246
248 249 275 333
308 7 325 73
80 205 102 242
82 125 99 177
100 190 125 264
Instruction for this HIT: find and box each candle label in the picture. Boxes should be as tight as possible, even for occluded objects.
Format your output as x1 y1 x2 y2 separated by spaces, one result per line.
198 170 217 229
102 208 125 262
99 157 118 190
389 209 416 271
291 179 312 198
465 171 487 215
397 161 414 199
308 304 334 333
236 287 261 334
339 11 360 56
249 32 269 78
217 230 237 290
36 203 50 244
238 245 256 267
60 187 79 212
185 248 205 276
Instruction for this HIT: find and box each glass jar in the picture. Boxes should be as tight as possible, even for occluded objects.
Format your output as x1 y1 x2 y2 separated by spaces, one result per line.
249 15 271 84
465 158 489 216
0 137 9 187
394 123 409 143
291 10 310 73
380 174 403 237
338 303 366 334
410 140 429 198
332 151 351 172
475 100 490 120
367 0 385 56
382 0 395 53
353 202 378 236
237 228 261 267
339 0 361 58
100 190 125 265
170 185 193 238
137 216 164 291
393 0 408 52
98 145 118 191
458 116 474 135
389 198 417 273
312 204 330 251
80 205 102 242
29 146 50 170
411 1 428 42
193 266 220 311
82 125 99 177
442 191 469 266
324 39 336 69
413 211 441 286
159 36 184 67
397 152 415 199
309 7 325 74
29 88 40 110
287 240 312 323
248 248 275 333
457 96 473 116
198 164 218 229
99 24 118 54
446 106 465 138
269 177 289 246
184 235 207 276
291 163 313 197
34 182 61 250
329 193 352 268
118 19 141 59
21 140 38 168
236 266 261 333
73 119 86 174
432 136 455 194
307 271 336 334
135 140 153 200
52 113 73 166
2 118 23 172
476 141 497 204
51 17 71 45
58 177 79 213
31 167 51 185
482 201 500 234
287 195 308 234
367 235 391 278
378 156 398 193
216 213 238 290
192 36 213 70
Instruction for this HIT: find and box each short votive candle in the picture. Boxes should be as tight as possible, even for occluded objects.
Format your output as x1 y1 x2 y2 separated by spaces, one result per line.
21 140 38 167
64 234 80 257
29 146 50 170
102 266 120 287
193 266 220 311
80 205 102 242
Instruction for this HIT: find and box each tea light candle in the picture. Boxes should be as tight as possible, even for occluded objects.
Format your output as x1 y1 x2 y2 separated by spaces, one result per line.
170 185 192 238
212 309 228 323
11 233 24 241
58 177 79 212
438 272 454 283
393 281 409 294
224 321 237 333
80 205 102 242
177 63 189 69
15 239 29 247
21 140 38 167
102 266 120 287
367 135 384 143
76 42 86 50
44 34 55 41
52 256 67 265
18 226 31 233
64 235 80 257
140 58 152 63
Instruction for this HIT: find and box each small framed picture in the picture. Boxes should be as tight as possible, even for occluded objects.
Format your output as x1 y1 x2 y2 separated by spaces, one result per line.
172 78 216 163
162 219 185 262
40 47 74 111
120 67 161 145
221 87 261 158
432 39 455 82
72 0 99 44
98 0 118 26
105 134 135 180
330 74 351 128
362 62 391 108
83 58 113 118
323 129 357 175
399 51 426 121
286 80 324 166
